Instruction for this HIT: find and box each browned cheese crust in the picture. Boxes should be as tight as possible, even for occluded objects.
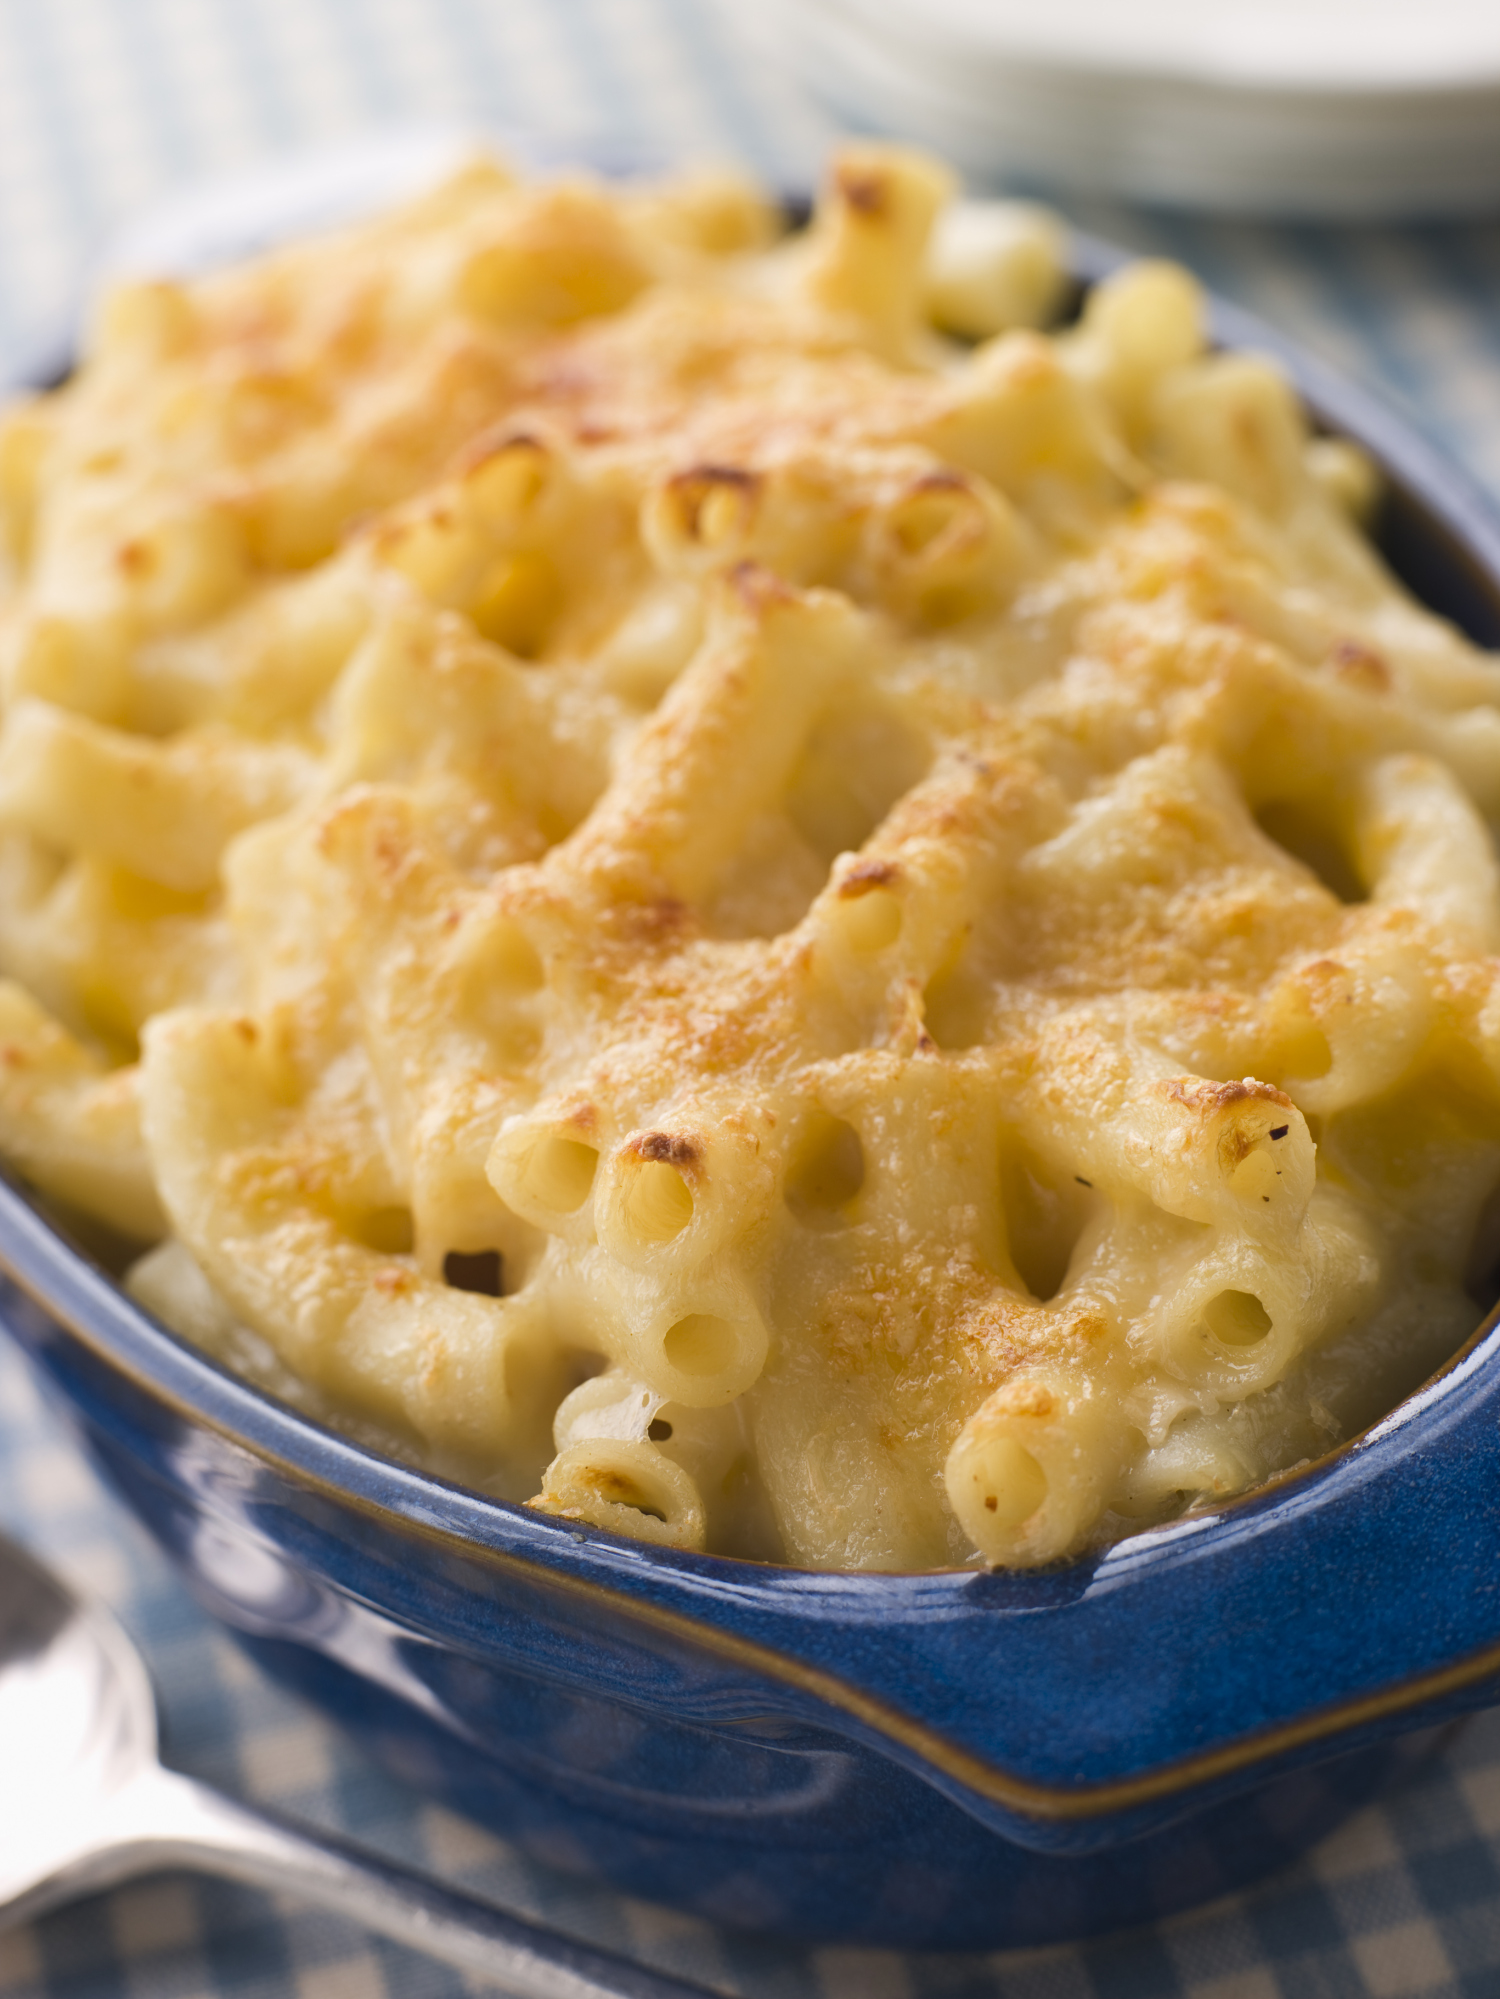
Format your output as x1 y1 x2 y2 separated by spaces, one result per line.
2 146 1499 1568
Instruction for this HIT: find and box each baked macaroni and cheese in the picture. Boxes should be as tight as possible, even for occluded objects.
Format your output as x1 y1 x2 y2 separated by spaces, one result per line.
2 146 1499 1570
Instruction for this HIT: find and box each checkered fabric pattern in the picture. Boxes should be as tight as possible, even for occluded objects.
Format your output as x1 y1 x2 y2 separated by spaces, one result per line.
1 5 1500 1994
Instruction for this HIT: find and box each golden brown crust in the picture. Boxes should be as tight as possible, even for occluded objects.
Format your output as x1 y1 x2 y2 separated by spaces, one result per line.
3 146 1500 1567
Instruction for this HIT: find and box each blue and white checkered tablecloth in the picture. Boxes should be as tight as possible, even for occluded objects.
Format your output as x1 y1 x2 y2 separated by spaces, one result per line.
3 5 1500 1995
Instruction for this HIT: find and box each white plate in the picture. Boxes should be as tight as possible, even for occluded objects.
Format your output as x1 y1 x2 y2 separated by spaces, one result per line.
840 0 1500 92
733 0 1500 216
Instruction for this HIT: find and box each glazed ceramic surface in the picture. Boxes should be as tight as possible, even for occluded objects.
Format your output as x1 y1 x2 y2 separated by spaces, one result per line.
3 262 1500 1952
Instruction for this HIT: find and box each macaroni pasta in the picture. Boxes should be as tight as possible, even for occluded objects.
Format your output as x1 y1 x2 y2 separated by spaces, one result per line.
1 146 1498 1569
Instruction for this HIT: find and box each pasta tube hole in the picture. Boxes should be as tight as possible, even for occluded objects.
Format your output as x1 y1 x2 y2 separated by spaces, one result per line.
442 1248 504 1297
891 484 971 558
947 1374 1127 1563
971 1438 1048 1528
869 472 1021 624
999 1141 1092 1301
622 1160 695 1243
643 466 760 573
1229 1148 1278 1203
597 1479 665 1523
922 955 988 1051
535 1439 707 1550
832 883 902 952
463 437 552 529
1201 1289 1273 1350
1276 1013 1333 1083
1255 798 1366 906
469 550 561 658
696 482 752 551
520 1137 598 1214
784 1113 865 1229
637 1304 767 1406
669 467 758 552
662 1313 738 1380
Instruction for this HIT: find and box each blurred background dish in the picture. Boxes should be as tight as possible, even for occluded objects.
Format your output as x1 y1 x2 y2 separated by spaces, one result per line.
726 0 1500 215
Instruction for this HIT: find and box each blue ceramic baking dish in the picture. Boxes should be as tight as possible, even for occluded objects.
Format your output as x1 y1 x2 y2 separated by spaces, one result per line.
4 245 1500 1954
